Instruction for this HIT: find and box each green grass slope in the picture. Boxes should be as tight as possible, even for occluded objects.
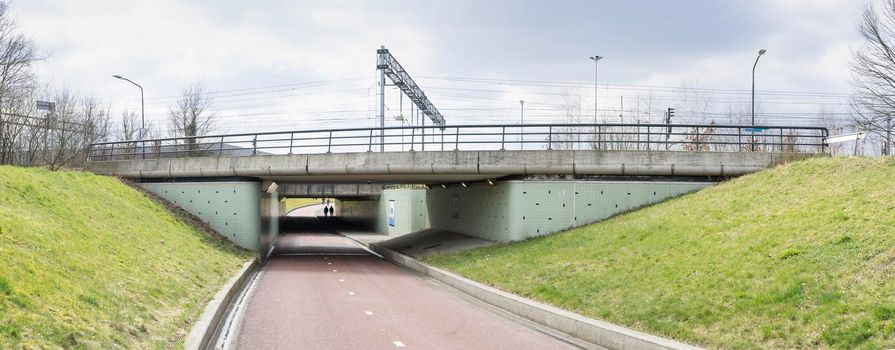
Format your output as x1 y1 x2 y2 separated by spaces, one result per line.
426 157 895 349
0 166 252 349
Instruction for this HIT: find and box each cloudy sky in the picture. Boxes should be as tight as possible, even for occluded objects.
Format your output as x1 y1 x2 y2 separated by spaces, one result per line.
12 0 865 136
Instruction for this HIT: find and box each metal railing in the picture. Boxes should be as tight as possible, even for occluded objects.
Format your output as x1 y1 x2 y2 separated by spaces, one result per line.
86 123 829 161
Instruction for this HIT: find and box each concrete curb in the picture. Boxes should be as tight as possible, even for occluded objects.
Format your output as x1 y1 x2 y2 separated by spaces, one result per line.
369 244 703 350
185 258 259 350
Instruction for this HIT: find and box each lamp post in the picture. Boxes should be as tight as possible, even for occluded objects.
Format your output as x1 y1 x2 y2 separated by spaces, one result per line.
589 56 603 149
112 75 144 138
113 74 145 158
519 99 524 150
589 56 602 124
751 49 766 151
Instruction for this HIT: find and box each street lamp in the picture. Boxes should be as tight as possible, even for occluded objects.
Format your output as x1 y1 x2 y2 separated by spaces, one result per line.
589 56 603 150
751 49 766 151
589 56 602 124
112 75 144 139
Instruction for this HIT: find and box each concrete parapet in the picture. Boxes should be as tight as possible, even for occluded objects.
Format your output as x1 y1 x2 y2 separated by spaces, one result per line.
86 150 814 183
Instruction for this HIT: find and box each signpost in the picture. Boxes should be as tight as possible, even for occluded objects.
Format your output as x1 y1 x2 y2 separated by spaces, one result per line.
36 101 55 111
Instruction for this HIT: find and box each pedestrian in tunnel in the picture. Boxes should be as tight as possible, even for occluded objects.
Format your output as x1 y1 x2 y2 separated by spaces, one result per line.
328 205 334 217
323 205 329 217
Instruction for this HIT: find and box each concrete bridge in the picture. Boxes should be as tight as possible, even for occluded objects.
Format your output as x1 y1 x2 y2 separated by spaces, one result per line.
86 123 828 252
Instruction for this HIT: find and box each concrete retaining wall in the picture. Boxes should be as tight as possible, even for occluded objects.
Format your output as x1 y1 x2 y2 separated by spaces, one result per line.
139 181 280 252
427 180 710 242
339 180 709 243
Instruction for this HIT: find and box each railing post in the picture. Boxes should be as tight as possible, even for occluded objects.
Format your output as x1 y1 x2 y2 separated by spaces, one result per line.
548 126 553 150
646 125 651 151
454 127 460 151
779 128 785 152
368 129 374 152
441 128 445 151
501 126 506 150
219 136 225 156
738 127 743 152
110 143 115 161
410 127 415 151
288 132 294 154
695 127 700 151
327 130 333 153
252 135 257 155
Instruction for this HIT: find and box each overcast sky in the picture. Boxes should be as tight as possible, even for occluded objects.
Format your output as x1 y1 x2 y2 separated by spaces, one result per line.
13 0 866 135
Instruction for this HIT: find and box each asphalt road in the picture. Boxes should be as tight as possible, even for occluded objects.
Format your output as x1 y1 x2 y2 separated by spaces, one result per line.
232 208 578 349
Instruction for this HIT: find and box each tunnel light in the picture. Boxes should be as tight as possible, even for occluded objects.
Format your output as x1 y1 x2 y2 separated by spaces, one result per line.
423 184 431 190
441 184 447 189
486 179 495 186
461 182 468 188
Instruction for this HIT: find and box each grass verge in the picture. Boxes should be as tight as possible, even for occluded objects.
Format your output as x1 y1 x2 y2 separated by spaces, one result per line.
282 197 322 213
0 166 252 349
425 157 895 349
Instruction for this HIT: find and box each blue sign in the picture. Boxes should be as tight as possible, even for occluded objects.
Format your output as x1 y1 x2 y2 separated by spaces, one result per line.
388 200 396 227
744 127 768 133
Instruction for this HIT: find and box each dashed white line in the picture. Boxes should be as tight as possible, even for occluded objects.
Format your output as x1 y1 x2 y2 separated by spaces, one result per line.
338 278 345 282
364 311 374 316
393 341 406 347
327 262 332 265
332 269 338 272
348 291 355 295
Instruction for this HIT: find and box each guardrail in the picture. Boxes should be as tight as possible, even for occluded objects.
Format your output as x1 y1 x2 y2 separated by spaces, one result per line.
87 123 829 161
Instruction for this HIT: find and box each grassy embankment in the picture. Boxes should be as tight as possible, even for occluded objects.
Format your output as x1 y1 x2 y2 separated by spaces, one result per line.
426 157 895 349
0 166 252 349
282 197 322 213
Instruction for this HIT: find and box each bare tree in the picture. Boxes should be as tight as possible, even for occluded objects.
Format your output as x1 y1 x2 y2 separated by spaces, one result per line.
851 0 895 155
168 82 216 152
0 2 41 165
551 90 583 150
41 90 111 170
118 110 140 140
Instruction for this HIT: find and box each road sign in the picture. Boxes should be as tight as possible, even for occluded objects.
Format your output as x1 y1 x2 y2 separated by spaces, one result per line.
36 101 55 111
744 127 768 133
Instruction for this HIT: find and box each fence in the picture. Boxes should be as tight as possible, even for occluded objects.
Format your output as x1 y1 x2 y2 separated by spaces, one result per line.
87 123 829 161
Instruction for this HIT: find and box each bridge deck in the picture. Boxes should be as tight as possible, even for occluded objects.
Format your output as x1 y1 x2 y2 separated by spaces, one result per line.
86 149 816 184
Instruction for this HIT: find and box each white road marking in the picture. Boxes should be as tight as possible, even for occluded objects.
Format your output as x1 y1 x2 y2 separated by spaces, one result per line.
348 291 355 295
338 279 345 282
332 269 337 272
393 341 406 347
327 262 332 265
364 311 373 316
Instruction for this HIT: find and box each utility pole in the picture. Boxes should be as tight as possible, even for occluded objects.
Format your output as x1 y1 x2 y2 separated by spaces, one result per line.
519 100 525 150
751 49 767 151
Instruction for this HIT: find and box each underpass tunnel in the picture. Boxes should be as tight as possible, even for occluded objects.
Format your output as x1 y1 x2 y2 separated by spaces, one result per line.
274 193 368 258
